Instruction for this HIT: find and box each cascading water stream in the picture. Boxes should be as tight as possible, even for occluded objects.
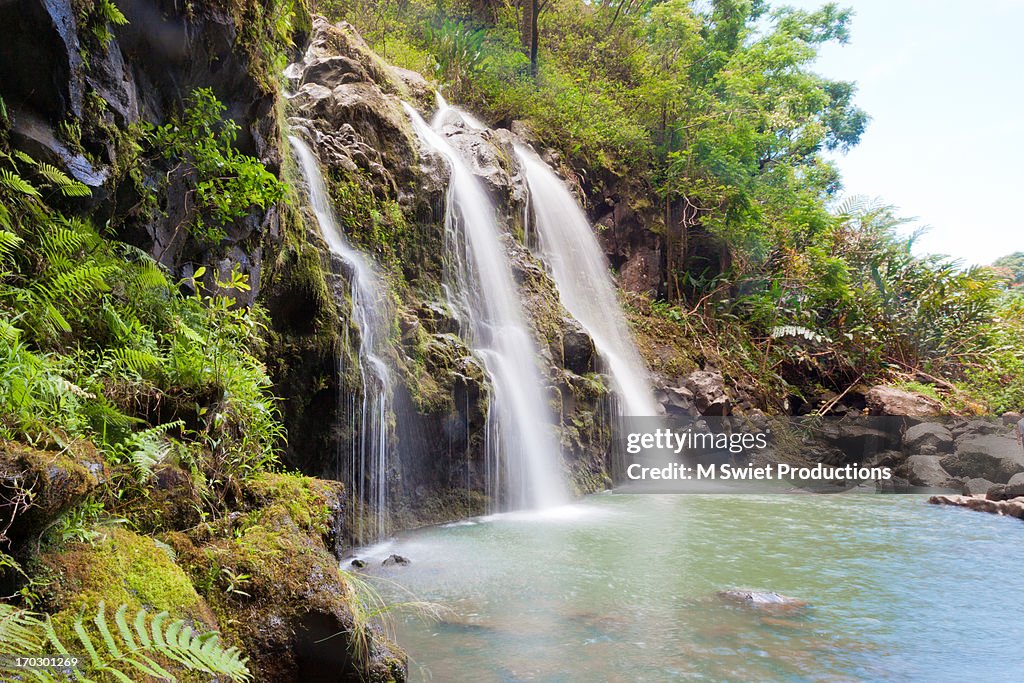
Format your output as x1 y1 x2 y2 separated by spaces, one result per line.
290 135 394 541
515 146 659 417
403 103 567 510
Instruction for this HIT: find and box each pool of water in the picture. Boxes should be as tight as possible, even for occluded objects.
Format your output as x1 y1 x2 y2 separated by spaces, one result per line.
359 494 1024 681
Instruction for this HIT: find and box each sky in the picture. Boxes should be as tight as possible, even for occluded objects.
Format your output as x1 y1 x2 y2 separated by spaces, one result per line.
779 0 1024 266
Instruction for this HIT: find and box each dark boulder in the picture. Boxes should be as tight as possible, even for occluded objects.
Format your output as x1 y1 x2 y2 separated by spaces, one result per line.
382 554 410 567
940 435 1024 483
897 455 955 488
903 422 954 454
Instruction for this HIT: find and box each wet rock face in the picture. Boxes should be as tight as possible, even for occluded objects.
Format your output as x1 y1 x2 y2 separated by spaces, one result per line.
1 0 283 307
286 18 421 190
0 0 84 123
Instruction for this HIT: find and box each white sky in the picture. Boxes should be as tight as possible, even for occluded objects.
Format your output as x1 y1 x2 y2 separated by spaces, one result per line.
780 0 1024 265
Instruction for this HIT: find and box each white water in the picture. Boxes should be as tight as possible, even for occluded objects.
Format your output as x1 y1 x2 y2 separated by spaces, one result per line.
290 136 394 541
403 103 567 509
516 146 659 417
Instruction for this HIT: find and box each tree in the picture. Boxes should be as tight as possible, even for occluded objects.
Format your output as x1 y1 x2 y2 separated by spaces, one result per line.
993 252 1024 286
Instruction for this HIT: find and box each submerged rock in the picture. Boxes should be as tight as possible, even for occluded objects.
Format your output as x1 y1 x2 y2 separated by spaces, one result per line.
929 494 1024 520
382 553 411 567
717 590 809 612
350 558 367 568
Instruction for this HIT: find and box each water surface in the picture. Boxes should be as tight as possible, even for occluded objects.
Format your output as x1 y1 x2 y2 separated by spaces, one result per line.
362 494 1024 681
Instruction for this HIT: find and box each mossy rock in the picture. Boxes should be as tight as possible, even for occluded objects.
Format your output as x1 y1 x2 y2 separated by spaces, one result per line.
169 471 406 682
242 471 344 551
37 526 214 623
0 440 105 553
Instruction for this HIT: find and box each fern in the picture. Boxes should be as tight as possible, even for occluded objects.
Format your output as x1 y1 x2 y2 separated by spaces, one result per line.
42 264 116 304
0 228 22 262
0 168 40 197
36 162 91 198
109 347 163 374
0 602 251 682
113 419 184 480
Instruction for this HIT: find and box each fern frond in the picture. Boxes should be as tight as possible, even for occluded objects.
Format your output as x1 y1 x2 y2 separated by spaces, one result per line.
0 602 251 682
0 168 40 197
0 604 43 654
0 316 20 344
13 150 38 166
37 163 91 198
0 229 22 262
109 347 163 374
42 264 116 303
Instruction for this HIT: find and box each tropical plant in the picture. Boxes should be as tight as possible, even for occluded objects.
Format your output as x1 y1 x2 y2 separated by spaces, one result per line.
0 601 251 682
150 88 286 244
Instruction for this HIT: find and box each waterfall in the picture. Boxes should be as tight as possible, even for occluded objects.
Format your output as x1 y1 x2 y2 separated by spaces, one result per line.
515 146 660 417
290 135 394 541
403 104 568 510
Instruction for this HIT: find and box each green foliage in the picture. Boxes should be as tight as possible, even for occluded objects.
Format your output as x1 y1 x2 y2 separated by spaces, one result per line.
150 88 286 244
0 601 251 682
75 0 130 48
1 144 283 498
992 252 1024 286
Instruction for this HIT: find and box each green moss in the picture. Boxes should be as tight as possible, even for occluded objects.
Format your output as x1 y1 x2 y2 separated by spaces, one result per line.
168 473 406 682
243 470 339 536
39 526 216 631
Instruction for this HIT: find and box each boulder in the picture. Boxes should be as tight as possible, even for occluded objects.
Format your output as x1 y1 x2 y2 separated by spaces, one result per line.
382 554 410 566
817 420 901 460
902 422 954 454
865 386 942 418
897 455 954 488
682 370 731 416
1 441 106 552
1001 411 1022 426
561 320 595 375
985 483 1024 501
962 478 996 495
951 419 1002 439
940 435 1024 483
664 386 696 416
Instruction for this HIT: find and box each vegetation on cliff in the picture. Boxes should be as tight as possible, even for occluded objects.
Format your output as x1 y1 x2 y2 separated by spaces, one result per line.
331 0 1024 414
